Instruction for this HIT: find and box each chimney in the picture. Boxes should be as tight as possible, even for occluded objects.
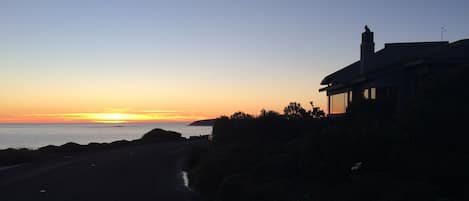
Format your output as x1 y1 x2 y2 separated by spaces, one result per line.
360 25 375 74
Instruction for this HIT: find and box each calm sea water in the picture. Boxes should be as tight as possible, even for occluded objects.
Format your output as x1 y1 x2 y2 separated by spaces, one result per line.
0 123 212 149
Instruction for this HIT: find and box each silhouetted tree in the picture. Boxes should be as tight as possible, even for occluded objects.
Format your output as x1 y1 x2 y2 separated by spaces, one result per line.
218 115 229 120
283 102 307 119
308 101 325 119
259 109 282 119
230 111 254 120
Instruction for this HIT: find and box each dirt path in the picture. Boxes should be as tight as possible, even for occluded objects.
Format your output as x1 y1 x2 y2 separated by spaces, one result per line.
0 141 204 201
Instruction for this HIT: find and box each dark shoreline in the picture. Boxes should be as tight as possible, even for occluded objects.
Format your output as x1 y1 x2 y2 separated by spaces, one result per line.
188 119 216 126
0 128 208 168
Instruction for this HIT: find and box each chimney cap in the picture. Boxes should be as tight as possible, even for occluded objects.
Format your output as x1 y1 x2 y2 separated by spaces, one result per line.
365 25 371 33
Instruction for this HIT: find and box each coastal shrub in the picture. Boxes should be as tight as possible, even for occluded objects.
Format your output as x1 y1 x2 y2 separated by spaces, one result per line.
190 114 329 201
190 102 451 200
59 142 87 152
229 111 254 120
190 113 416 201
108 139 132 148
188 151 233 201
189 74 469 200
86 142 108 150
215 174 248 201
37 145 60 153
183 141 210 171
138 128 184 143
258 109 282 119
283 102 307 119
0 148 37 166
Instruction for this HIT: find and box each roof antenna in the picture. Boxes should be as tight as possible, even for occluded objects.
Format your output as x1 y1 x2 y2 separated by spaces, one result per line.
441 27 447 41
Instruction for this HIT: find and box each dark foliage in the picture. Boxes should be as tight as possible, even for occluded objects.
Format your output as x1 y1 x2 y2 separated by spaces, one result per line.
188 68 469 201
283 102 307 119
0 148 38 166
229 111 254 120
138 128 184 143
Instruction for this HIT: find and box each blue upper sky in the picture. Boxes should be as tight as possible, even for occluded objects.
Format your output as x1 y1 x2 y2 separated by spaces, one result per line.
1 0 468 118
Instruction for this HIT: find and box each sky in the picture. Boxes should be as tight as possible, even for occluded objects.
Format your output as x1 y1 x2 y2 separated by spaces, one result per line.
1 0 468 123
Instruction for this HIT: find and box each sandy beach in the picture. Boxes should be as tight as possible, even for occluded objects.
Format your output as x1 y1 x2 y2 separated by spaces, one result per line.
0 140 205 201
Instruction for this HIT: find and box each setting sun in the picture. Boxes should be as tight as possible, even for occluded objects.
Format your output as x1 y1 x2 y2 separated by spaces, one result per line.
61 112 206 123
87 113 135 123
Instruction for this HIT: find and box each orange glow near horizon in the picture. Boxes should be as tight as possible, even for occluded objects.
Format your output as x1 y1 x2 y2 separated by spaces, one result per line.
0 95 328 123
69 113 151 123
0 111 212 124
0 82 326 124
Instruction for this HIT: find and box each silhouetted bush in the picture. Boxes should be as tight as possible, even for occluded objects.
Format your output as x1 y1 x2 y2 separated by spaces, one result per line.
189 85 469 201
188 135 210 141
37 145 60 153
138 128 184 143
229 111 254 120
190 106 330 201
0 148 37 166
259 109 282 119
87 142 108 150
283 102 307 119
108 139 132 148
59 142 87 152
215 174 247 201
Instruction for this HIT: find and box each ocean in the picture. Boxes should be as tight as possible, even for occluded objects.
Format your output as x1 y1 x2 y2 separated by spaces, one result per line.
0 122 212 149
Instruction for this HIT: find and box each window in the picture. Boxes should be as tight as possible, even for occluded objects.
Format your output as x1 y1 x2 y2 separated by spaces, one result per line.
330 93 348 114
363 88 376 100
370 88 376 99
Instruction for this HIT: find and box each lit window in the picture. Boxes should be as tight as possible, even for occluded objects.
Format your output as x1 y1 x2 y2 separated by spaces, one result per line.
363 89 369 99
330 93 348 114
363 88 376 100
370 88 376 99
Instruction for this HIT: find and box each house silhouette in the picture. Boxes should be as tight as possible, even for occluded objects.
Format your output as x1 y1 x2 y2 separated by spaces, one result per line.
319 26 469 116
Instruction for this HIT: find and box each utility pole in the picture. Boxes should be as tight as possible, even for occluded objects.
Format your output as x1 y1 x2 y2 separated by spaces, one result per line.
441 27 447 41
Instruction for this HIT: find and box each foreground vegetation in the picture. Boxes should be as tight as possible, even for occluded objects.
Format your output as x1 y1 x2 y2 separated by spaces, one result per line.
187 68 469 201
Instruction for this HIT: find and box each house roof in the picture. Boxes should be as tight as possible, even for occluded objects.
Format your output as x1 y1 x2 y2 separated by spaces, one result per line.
417 39 469 61
320 41 451 85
